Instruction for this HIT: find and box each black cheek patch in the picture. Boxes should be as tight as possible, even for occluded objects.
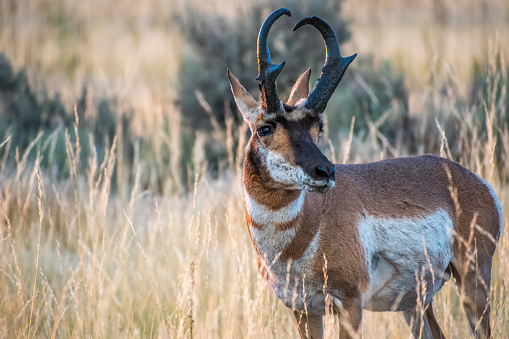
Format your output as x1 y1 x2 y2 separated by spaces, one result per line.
284 117 331 179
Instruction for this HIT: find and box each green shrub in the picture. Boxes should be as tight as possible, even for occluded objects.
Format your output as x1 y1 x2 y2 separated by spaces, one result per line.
470 57 508 128
174 0 351 129
327 57 412 150
0 53 134 178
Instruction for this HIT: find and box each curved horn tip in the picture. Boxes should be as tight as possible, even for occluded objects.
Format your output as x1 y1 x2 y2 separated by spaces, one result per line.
292 16 323 31
273 8 291 18
262 8 291 27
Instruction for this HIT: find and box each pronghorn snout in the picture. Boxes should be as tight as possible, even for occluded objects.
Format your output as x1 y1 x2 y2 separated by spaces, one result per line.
298 151 336 193
294 142 336 192
315 164 335 181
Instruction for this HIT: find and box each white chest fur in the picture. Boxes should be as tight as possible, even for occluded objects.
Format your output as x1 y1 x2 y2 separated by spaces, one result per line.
245 190 325 313
359 209 454 311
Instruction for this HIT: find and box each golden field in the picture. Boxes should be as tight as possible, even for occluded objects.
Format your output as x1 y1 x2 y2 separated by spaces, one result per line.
0 0 508 337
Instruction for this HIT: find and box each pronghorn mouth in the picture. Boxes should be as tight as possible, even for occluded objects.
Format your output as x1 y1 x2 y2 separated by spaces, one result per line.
303 180 335 193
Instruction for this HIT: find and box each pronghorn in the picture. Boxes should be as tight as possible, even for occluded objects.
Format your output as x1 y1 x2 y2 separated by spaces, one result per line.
227 8 502 339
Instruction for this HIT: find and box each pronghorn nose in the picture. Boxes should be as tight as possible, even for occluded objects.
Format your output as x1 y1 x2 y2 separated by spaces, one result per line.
315 165 335 181
328 167 336 180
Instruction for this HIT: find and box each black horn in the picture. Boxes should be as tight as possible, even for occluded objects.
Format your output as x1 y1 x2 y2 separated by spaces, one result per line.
257 8 291 115
293 16 356 114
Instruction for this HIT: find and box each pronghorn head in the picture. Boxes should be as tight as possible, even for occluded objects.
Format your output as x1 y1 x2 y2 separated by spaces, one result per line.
228 8 356 193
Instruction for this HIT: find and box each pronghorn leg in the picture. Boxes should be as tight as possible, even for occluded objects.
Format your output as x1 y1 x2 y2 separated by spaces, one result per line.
450 259 492 339
293 311 323 339
403 309 432 339
336 297 363 339
425 302 446 338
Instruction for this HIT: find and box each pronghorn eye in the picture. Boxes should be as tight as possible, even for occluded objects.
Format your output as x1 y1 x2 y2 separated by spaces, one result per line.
257 125 274 137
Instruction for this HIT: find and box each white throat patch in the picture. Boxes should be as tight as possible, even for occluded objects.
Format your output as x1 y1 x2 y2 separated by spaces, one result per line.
245 189 305 225
258 145 306 187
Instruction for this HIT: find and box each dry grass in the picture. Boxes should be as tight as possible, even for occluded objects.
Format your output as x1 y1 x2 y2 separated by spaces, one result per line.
0 0 508 338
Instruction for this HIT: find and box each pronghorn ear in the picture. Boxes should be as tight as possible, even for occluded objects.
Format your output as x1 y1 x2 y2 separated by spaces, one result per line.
227 69 259 126
286 68 311 106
